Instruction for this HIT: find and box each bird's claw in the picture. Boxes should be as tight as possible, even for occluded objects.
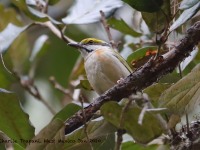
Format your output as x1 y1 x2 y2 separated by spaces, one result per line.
117 78 124 84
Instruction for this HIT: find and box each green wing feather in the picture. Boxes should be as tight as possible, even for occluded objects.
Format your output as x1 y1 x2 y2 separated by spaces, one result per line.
113 50 132 73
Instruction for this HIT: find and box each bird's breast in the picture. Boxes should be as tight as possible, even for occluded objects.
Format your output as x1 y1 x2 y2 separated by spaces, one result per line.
84 49 130 94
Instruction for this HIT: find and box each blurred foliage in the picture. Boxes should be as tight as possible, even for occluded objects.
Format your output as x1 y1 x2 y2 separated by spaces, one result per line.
0 0 199 149
122 0 164 13
141 0 171 32
121 141 158 150
101 101 163 144
159 64 200 115
107 18 142 37
0 89 35 148
27 103 81 149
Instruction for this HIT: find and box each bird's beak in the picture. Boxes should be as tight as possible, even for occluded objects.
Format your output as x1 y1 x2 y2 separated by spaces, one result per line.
68 42 83 49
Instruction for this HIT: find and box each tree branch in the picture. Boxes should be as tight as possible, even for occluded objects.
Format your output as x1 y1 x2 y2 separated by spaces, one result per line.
65 21 200 134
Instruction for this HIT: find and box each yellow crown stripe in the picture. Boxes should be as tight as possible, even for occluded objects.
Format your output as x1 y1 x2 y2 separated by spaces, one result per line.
80 38 105 44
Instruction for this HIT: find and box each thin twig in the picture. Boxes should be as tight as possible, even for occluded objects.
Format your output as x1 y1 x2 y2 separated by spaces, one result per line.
80 95 93 150
35 21 75 43
0 55 56 115
14 72 56 114
141 93 168 131
100 10 117 49
115 129 125 150
115 99 132 150
43 0 49 13
186 113 190 133
49 76 73 98
34 0 74 43
138 104 148 125
138 93 150 125
178 64 183 78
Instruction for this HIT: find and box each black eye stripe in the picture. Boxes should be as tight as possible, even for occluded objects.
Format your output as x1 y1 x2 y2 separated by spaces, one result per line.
84 42 110 46
82 46 93 53
88 40 94 44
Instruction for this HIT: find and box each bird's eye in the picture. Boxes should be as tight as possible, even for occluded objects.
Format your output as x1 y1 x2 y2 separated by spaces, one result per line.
88 40 94 44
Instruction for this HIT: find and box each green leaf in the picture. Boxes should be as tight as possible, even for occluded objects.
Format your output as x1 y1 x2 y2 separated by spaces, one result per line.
0 89 35 148
13 143 25 150
29 35 50 78
159 71 181 83
159 64 200 115
0 4 31 74
53 103 81 121
127 46 157 67
0 68 14 89
101 102 163 144
63 119 116 150
179 0 200 10
48 0 60 5
26 103 81 149
68 56 85 81
76 79 93 91
11 0 46 21
62 0 123 24
0 23 31 53
170 2 200 31
142 0 171 32
144 83 172 107
11 0 60 23
122 141 158 150
107 18 142 37
122 0 163 13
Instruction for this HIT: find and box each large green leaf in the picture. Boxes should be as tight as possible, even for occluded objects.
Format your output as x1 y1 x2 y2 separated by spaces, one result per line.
141 0 171 32
169 2 200 31
26 103 81 149
107 18 142 37
62 0 123 24
101 102 163 144
0 89 35 148
127 46 157 68
0 23 30 54
0 5 30 74
63 119 116 150
159 64 200 115
123 0 163 13
11 0 60 23
144 83 172 107
53 103 81 121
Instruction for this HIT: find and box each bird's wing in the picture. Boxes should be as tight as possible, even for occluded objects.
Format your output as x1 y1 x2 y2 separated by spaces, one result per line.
113 51 132 73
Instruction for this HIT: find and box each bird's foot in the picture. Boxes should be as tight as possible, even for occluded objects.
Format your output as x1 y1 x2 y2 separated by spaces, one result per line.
117 78 124 84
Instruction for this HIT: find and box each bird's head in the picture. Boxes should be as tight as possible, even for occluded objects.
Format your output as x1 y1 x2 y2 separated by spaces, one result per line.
68 38 110 58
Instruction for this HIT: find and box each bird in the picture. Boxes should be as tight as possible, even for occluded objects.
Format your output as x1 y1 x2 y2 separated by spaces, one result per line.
68 38 132 95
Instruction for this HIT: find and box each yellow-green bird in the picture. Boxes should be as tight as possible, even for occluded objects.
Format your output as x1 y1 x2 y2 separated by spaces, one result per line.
68 38 132 95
